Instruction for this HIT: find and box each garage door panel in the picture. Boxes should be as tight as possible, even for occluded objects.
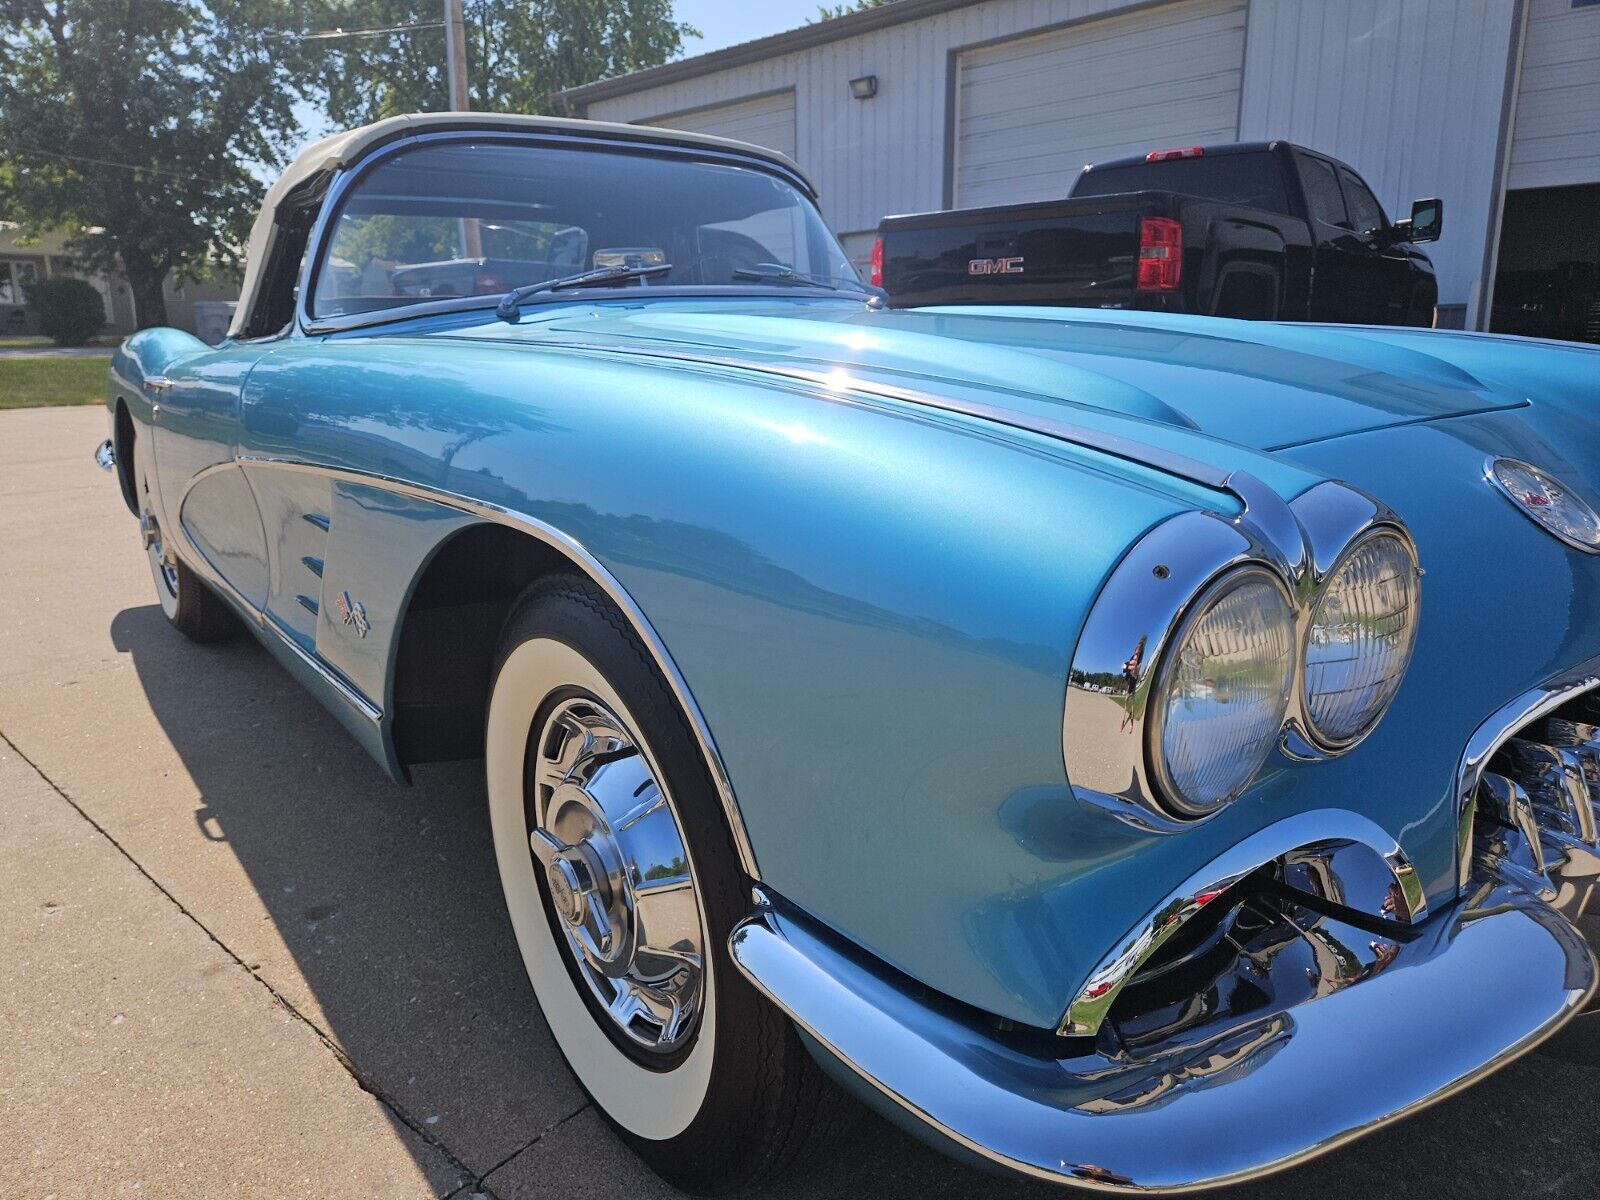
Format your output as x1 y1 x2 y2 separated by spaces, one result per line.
959 70 1245 139
646 91 797 160
955 0 1246 209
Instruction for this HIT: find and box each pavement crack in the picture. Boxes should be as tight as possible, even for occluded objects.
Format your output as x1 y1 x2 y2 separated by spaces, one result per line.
0 730 479 1191
475 1101 593 1189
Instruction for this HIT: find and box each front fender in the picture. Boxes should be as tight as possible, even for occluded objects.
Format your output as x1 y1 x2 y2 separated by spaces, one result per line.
239 336 1244 1027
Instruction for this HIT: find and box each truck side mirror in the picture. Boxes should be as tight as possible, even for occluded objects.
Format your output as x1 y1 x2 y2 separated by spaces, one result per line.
1397 198 1443 244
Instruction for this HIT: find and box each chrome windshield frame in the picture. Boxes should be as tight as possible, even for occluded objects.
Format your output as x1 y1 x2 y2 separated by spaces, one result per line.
294 129 863 339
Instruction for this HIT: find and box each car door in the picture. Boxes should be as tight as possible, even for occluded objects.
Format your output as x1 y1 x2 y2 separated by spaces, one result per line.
149 348 272 611
1296 152 1382 324
1336 165 1416 325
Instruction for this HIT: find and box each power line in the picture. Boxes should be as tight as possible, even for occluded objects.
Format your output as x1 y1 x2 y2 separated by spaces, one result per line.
263 20 445 41
4 146 240 186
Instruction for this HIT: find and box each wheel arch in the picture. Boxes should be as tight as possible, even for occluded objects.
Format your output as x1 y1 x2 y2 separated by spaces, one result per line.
386 511 758 877
112 396 140 516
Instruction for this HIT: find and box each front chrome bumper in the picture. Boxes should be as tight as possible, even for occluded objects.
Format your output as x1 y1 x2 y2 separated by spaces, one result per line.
732 661 1600 1192
732 868 1593 1193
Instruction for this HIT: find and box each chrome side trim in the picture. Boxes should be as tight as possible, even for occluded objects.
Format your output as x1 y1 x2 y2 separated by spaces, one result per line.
144 375 174 393
1456 652 1600 889
1057 809 1425 1037
730 875 1592 1195
501 338 1240 494
178 456 760 879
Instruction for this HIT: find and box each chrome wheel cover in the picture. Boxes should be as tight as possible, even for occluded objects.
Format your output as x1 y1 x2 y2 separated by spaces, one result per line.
527 696 706 1056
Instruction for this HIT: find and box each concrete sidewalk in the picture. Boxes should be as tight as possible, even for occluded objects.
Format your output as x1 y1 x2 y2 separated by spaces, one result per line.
1 404 1596 1199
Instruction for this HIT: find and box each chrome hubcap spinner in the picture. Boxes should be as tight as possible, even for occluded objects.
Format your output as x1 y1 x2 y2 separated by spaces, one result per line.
528 697 705 1055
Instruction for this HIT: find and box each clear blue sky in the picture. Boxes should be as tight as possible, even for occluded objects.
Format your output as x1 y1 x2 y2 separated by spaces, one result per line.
676 0 825 54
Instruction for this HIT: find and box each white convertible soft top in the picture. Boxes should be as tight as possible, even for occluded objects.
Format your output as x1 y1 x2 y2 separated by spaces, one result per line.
227 111 814 339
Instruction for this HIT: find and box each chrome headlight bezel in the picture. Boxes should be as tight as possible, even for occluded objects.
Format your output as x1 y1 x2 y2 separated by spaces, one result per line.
1064 477 1420 829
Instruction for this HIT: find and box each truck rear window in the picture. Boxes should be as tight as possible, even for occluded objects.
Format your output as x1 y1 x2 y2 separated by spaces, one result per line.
1071 153 1289 216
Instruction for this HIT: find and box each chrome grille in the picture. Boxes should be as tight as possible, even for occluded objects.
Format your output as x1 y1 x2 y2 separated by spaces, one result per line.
1474 695 1600 924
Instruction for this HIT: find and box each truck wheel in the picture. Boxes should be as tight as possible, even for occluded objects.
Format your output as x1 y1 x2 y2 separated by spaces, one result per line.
485 574 842 1194
144 512 236 642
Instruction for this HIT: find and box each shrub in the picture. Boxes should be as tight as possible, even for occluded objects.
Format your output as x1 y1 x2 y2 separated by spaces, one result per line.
26 277 106 346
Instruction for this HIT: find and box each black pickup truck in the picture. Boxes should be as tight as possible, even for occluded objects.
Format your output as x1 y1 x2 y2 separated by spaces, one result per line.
873 141 1443 325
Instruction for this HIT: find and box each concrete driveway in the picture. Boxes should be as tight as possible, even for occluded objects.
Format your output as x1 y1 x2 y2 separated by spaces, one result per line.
2 404 1596 1200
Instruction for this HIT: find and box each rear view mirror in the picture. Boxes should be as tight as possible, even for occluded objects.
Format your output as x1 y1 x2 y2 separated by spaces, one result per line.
1398 198 1443 244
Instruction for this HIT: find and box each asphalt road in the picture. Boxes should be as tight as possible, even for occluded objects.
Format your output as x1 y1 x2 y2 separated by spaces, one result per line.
3 404 1597 1199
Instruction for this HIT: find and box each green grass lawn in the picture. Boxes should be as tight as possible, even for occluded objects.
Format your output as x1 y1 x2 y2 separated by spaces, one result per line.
0 357 109 410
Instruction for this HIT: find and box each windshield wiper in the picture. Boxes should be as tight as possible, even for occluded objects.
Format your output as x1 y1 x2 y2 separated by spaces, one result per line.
730 262 849 291
496 262 673 321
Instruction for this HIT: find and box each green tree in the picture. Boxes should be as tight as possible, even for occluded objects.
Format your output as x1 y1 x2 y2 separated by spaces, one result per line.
311 1 699 127
813 0 896 21
0 0 320 329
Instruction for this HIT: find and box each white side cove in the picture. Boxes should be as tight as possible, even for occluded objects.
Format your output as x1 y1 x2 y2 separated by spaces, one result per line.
952 0 1246 210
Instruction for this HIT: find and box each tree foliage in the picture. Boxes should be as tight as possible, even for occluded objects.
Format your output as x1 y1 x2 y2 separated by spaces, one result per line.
312 1 699 127
0 0 322 328
812 0 896 22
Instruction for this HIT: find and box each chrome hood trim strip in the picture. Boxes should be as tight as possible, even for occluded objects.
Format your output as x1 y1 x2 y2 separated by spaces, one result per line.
490 337 1240 493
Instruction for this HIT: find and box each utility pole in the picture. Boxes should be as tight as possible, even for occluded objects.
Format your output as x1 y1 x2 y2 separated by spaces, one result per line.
443 0 470 111
443 0 482 258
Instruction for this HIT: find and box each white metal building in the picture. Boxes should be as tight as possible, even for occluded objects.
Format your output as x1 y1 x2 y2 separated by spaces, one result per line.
558 0 1600 337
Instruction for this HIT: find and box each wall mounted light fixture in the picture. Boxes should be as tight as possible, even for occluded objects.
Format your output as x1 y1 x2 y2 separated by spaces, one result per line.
849 75 879 100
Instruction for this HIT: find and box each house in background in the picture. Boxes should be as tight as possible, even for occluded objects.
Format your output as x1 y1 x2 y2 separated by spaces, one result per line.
558 0 1600 343
0 222 240 343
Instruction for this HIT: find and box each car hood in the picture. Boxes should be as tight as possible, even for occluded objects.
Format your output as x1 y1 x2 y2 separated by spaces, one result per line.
433 298 1526 454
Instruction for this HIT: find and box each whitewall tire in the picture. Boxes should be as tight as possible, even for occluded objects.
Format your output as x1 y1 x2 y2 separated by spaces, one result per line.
485 575 847 1194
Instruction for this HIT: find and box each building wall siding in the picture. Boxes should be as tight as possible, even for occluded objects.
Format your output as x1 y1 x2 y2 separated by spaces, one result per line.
953 0 1246 208
585 0 1540 323
1237 0 1521 322
587 0 1181 240
1509 0 1600 190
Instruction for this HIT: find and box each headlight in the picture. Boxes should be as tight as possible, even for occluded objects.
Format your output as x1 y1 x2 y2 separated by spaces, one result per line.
1148 567 1296 816
1303 530 1420 748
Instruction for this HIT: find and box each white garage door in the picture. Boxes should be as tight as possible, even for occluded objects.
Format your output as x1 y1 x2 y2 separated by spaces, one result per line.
955 0 1246 209
646 91 797 159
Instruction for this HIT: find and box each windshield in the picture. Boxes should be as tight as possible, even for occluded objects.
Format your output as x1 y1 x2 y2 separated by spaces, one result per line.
310 140 863 318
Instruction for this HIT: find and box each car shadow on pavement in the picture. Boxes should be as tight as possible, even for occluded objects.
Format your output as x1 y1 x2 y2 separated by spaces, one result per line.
112 601 1600 1200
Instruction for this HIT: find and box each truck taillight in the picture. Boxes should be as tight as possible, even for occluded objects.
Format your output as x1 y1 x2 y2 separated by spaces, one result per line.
1136 217 1182 291
1146 146 1204 162
869 236 883 288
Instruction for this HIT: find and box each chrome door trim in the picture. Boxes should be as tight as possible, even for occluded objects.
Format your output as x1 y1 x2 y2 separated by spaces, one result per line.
178 456 761 879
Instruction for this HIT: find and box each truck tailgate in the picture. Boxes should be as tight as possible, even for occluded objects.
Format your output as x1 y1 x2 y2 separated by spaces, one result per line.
880 194 1157 309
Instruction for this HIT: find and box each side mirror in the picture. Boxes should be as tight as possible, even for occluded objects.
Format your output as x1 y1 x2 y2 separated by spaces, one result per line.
1395 198 1443 244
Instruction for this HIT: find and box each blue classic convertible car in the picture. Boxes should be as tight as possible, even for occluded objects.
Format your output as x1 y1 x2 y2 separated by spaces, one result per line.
100 114 1600 1193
